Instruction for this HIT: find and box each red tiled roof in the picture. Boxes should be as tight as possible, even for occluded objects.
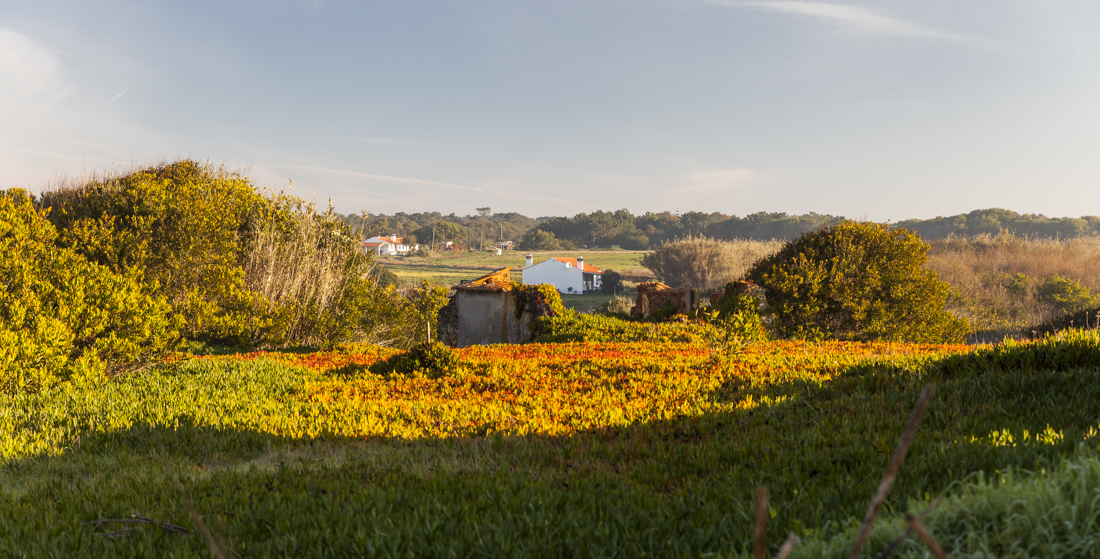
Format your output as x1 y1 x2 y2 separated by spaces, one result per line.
362 236 404 245
552 258 603 274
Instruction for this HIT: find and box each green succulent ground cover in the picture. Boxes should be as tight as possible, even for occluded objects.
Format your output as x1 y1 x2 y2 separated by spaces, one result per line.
3 333 1100 557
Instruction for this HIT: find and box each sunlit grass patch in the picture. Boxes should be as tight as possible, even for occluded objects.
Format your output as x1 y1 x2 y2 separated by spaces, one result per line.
3 333 1100 557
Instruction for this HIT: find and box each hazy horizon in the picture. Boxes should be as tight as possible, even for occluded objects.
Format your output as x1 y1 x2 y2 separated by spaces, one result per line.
3 1 1098 220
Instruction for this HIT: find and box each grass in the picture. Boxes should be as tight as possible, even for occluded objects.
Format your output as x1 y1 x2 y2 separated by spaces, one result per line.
379 249 653 287
558 293 618 313
5 332 1100 556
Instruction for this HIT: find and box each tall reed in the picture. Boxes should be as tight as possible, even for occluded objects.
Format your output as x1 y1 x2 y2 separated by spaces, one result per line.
925 234 1100 338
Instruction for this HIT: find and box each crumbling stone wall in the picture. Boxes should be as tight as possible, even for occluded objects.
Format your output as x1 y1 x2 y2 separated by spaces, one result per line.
630 281 699 317
436 297 459 347
710 280 768 311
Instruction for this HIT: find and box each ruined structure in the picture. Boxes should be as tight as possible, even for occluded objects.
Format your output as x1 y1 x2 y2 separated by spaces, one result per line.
630 281 700 317
710 279 769 311
436 268 533 347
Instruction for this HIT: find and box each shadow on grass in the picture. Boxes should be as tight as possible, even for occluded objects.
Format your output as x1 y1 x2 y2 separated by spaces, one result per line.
5 335 1100 557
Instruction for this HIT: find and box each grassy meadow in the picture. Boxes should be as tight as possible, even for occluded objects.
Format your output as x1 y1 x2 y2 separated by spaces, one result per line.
379 249 653 287
5 332 1100 557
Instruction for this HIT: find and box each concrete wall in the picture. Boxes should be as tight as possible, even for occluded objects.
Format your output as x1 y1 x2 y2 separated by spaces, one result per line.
454 290 532 347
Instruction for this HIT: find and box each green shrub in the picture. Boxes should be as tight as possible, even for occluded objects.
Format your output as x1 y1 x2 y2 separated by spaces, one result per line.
39 161 269 343
0 189 177 392
599 269 625 295
531 310 709 343
746 221 969 342
37 160 435 349
512 283 566 320
707 291 765 339
518 229 563 251
595 296 633 316
369 342 459 378
1037 274 1097 315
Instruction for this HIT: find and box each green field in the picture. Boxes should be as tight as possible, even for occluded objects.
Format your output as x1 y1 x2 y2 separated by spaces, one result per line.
378 249 653 288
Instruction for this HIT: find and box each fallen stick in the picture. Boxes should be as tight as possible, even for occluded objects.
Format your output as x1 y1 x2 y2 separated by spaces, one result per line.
754 486 769 559
774 533 798 559
905 513 950 559
84 514 191 536
847 383 936 559
174 475 228 559
96 527 136 539
874 497 942 559
82 518 152 526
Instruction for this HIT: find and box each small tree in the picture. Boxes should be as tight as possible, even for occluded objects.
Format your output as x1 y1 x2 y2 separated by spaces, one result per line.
745 221 968 343
600 269 624 295
519 229 563 251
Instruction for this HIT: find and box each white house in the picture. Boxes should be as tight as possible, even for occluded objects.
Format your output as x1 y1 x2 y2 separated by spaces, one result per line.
362 235 417 256
521 255 603 294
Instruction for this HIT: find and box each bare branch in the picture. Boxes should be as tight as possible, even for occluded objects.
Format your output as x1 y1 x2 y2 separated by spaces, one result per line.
848 383 936 559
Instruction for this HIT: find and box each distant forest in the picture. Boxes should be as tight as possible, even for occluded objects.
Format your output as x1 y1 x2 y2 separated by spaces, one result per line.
339 208 1100 251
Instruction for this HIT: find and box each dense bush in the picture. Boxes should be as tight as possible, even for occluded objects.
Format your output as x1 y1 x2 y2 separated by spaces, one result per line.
746 221 969 342
368 341 459 378
518 229 565 251
39 161 269 343
1036 274 1097 315
599 269 624 295
706 287 765 339
0 189 177 392
512 283 566 320
38 160 449 349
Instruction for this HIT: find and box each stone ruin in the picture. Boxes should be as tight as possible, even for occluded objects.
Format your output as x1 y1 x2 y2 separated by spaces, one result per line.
630 282 700 317
710 279 769 311
630 279 768 318
437 267 533 347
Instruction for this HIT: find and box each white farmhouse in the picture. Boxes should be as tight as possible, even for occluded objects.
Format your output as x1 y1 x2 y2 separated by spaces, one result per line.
521 255 603 294
362 235 417 256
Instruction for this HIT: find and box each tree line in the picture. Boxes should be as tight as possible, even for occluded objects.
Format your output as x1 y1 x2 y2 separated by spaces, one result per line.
337 207 1100 251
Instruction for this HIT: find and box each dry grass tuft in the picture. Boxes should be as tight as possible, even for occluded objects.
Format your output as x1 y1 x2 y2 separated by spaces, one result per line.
641 237 783 292
926 234 1100 339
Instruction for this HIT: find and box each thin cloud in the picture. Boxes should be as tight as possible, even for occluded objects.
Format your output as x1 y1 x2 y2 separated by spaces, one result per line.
680 168 756 192
0 29 65 97
357 137 413 145
286 164 480 191
708 1 988 44
103 90 126 106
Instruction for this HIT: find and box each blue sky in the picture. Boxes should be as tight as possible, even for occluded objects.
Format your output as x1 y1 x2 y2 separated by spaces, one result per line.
2 1 1098 219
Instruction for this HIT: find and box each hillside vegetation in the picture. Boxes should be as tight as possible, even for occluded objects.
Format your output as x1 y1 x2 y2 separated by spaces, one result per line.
6 159 1100 557
346 206 1100 251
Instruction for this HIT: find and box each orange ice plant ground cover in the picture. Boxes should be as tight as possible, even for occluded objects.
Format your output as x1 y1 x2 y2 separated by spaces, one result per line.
199 340 970 440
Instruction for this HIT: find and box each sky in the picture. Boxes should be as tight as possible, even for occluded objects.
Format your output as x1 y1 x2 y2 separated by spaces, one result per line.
2 1 1098 220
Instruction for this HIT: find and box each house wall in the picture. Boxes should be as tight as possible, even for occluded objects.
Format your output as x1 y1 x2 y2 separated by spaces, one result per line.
521 259 584 294
454 291 531 347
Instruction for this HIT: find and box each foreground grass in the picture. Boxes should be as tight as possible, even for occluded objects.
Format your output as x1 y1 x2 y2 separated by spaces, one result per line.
3 333 1100 556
